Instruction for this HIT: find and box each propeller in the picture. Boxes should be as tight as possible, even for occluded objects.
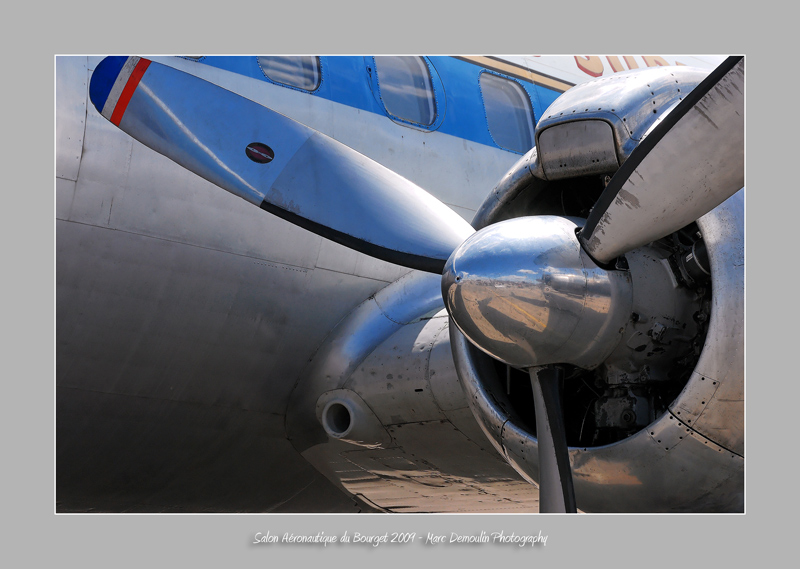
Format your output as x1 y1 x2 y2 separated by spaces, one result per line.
88 56 474 274
90 56 744 513
579 56 744 263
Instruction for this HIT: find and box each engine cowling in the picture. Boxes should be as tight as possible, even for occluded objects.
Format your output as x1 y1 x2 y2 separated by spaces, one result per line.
449 66 744 512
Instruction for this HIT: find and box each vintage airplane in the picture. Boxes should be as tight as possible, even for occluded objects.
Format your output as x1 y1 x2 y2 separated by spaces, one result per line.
56 54 743 513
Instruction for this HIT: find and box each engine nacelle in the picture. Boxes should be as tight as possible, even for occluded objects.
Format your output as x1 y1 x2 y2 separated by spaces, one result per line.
451 66 744 512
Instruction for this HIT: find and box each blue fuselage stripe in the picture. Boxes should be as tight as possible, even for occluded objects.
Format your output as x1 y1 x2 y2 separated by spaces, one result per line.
184 56 564 154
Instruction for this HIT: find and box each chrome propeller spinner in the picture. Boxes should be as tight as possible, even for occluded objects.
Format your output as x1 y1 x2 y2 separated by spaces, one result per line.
442 216 632 371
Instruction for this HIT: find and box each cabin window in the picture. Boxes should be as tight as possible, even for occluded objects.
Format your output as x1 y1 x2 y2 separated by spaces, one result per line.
257 56 322 92
374 56 437 126
479 72 535 153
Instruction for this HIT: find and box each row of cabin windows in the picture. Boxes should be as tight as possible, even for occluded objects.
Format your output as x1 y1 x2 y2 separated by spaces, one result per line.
256 56 535 154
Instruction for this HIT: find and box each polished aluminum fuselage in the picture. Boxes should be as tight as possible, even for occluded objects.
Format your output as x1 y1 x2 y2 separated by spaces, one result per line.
56 55 740 512
56 56 527 511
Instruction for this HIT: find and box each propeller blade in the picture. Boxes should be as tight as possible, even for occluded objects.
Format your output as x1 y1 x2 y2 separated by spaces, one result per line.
580 56 744 264
529 366 576 513
89 56 474 274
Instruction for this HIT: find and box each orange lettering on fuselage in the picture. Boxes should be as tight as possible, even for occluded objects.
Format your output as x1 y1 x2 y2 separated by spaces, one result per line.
575 55 683 78
574 56 604 77
606 56 625 72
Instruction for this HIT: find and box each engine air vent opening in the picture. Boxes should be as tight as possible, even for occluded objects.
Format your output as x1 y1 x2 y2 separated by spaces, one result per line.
322 401 352 437
530 176 605 219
